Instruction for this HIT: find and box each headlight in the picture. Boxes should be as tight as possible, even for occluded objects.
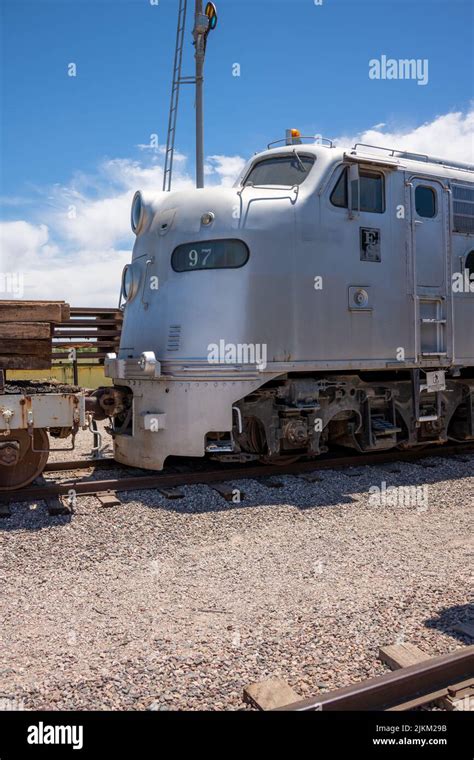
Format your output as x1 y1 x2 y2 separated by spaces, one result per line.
121 264 138 302
131 191 145 234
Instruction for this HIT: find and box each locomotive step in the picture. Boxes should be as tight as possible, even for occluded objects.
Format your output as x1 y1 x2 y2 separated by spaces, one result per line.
371 419 402 436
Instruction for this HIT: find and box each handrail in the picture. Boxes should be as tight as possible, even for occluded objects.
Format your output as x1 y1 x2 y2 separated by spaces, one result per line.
352 142 474 173
267 136 334 149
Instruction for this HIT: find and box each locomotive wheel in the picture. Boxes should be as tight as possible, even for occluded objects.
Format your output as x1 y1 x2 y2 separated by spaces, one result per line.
246 418 303 465
0 429 49 491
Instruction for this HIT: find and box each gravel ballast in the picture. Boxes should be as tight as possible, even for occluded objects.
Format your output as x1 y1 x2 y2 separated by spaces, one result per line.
0 427 472 711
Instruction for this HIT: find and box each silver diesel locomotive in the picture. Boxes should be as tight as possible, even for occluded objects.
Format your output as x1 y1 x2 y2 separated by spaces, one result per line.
94 133 474 468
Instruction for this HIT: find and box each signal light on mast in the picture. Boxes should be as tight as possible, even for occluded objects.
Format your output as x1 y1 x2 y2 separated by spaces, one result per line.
205 2 218 31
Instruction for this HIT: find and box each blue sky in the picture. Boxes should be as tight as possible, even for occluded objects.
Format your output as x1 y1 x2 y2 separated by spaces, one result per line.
0 0 473 303
1 0 473 196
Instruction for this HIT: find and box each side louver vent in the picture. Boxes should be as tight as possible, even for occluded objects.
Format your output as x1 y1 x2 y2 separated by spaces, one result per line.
453 184 474 234
167 325 181 351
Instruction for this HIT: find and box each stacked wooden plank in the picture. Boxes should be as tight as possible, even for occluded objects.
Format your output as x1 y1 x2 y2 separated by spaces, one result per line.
0 301 70 370
52 307 123 364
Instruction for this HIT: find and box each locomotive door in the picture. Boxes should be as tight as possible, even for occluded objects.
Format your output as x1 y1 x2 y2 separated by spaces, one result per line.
409 177 451 363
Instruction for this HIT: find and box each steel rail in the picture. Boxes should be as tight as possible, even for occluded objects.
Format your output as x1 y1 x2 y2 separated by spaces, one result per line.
3 441 474 504
43 441 474 476
276 646 474 711
44 458 117 472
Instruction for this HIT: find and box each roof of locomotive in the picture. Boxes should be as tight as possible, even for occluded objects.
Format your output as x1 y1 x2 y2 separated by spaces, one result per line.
236 140 474 185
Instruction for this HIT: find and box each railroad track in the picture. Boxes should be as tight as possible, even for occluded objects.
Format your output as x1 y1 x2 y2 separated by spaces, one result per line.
2 441 473 506
242 644 474 712
278 645 474 711
44 457 118 472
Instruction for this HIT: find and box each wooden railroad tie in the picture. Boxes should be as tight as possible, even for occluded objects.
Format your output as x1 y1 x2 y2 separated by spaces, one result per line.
210 482 245 502
243 678 301 711
158 487 185 500
259 476 284 488
0 503 11 519
0 300 70 370
0 301 70 324
0 302 123 369
297 472 323 483
46 496 74 516
96 491 122 508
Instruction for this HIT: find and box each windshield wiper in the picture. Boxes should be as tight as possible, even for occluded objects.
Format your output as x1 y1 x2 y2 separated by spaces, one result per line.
293 149 307 172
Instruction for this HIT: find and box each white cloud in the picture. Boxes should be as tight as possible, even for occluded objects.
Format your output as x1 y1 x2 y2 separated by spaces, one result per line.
56 192 132 250
48 158 198 252
205 155 247 186
0 155 201 305
0 221 54 267
335 108 474 164
25 249 132 306
0 220 129 305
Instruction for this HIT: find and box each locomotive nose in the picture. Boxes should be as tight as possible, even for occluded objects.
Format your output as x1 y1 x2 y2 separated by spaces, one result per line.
130 186 241 238
117 186 244 356
170 186 241 233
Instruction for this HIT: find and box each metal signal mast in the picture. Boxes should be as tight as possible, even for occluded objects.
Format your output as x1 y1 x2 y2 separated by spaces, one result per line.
162 1 218 192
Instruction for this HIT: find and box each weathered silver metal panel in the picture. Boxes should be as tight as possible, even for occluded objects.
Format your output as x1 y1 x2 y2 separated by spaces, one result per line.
113 376 277 470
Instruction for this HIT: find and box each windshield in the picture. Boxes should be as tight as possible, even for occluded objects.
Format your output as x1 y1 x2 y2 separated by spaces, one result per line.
243 154 315 187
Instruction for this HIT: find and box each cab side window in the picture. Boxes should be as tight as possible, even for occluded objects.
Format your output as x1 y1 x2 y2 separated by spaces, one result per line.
330 167 385 213
330 168 348 208
466 250 474 278
415 185 436 218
